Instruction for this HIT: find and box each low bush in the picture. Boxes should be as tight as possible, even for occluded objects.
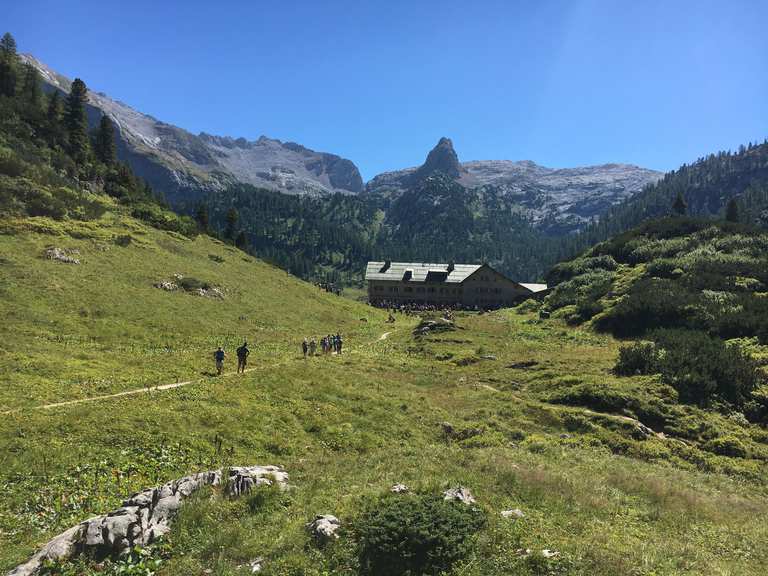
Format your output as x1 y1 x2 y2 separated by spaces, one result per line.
594 278 701 337
614 341 657 376
354 492 486 576
703 435 749 458
178 277 211 292
614 330 763 410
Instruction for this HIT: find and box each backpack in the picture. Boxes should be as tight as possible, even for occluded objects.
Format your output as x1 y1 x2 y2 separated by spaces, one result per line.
237 345 248 358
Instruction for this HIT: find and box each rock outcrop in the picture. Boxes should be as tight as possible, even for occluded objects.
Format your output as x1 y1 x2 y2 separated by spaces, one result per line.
8 466 288 576
306 515 341 544
43 247 81 264
443 486 477 506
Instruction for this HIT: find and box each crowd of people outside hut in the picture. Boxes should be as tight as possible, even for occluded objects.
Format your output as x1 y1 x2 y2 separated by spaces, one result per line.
303 333 343 358
371 300 476 316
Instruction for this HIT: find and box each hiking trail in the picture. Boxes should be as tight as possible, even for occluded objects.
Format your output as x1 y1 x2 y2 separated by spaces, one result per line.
2 329 396 415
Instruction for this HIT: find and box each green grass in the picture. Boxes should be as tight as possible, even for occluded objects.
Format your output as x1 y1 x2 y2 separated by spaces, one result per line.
2 214 768 575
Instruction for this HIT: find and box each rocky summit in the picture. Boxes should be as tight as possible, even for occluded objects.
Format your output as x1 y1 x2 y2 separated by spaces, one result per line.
20 55 364 205
366 138 662 234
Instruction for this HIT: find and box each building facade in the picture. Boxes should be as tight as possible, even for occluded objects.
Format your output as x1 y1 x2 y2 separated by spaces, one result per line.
365 261 547 308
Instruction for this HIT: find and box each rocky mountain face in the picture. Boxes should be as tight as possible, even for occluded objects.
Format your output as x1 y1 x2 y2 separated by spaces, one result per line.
21 55 364 206
367 138 662 234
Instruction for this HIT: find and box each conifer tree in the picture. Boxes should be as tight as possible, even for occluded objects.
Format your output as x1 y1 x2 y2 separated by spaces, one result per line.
0 32 17 56
725 198 740 223
672 191 687 216
194 203 210 233
225 207 239 242
46 90 63 145
235 230 248 250
65 78 90 164
0 32 18 97
94 114 116 164
20 63 41 106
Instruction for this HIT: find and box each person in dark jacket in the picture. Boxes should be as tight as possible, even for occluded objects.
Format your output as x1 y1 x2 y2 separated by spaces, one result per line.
236 341 250 374
214 347 225 375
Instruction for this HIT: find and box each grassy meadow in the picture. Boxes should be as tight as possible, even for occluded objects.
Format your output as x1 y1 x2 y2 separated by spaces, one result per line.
1 215 767 575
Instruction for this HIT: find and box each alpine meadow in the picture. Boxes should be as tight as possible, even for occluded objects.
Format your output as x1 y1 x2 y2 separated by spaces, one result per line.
2 3 768 576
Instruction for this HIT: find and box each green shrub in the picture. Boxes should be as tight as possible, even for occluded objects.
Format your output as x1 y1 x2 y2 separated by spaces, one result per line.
355 492 486 576
595 278 701 337
703 435 749 458
546 255 618 285
178 277 211 292
614 341 657 376
653 329 762 408
545 270 614 311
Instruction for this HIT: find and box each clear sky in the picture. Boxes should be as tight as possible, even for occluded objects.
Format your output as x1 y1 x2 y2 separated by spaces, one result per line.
5 0 768 180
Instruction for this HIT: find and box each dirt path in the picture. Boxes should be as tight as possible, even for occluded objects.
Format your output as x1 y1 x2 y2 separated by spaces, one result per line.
2 330 396 415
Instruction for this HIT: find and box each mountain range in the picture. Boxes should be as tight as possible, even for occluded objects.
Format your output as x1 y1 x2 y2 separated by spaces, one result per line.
22 54 661 233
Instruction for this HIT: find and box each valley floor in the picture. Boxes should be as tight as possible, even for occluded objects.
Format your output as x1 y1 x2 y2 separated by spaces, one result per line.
1 218 767 575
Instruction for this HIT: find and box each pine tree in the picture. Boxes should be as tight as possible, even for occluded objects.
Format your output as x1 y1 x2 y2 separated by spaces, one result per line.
725 198 740 223
0 32 17 56
94 114 116 165
235 230 248 250
20 63 41 106
225 207 239 242
0 32 18 97
672 191 687 216
194 203 209 233
45 91 64 145
65 78 90 164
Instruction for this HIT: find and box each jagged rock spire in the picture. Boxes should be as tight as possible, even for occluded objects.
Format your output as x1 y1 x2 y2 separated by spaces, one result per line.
414 137 462 180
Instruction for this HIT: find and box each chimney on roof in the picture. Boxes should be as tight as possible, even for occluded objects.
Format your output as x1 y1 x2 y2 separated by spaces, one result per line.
380 260 391 273
447 261 455 273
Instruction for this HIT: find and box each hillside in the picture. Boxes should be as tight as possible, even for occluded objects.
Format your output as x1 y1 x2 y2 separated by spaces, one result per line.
3 212 768 575
20 54 364 202
581 142 768 244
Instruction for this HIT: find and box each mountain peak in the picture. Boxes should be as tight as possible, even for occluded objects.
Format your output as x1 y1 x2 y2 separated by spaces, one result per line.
415 137 462 180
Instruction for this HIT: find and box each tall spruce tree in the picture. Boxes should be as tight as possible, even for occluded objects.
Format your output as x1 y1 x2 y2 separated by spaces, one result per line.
94 114 117 165
0 32 18 97
21 63 41 104
725 198 740 223
672 191 687 216
194 203 210 233
225 207 239 242
65 78 90 164
46 90 63 145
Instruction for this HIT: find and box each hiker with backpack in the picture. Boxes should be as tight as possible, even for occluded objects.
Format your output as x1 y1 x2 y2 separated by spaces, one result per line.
214 346 225 375
302 338 309 359
236 341 250 374
335 332 343 354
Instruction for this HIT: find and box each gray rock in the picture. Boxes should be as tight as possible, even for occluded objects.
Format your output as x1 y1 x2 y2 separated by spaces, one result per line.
307 514 341 543
8 465 288 576
443 486 477 505
43 247 80 264
501 508 525 519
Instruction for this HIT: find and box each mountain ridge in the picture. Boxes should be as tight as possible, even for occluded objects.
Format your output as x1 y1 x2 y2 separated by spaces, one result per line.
20 54 365 203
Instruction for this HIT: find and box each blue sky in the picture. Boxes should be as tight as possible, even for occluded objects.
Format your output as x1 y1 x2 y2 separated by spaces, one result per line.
5 0 768 180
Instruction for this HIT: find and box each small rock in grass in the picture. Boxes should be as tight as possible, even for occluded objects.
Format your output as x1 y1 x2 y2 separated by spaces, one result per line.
390 483 409 493
307 515 340 543
542 549 559 558
443 486 476 505
501 508 525 519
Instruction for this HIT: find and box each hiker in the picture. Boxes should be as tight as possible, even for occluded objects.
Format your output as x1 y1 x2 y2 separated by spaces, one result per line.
320 336 327 355
335 332 343 354
302 337 308 359
309 337 317 356
214 346 225 375
236 341 250 374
